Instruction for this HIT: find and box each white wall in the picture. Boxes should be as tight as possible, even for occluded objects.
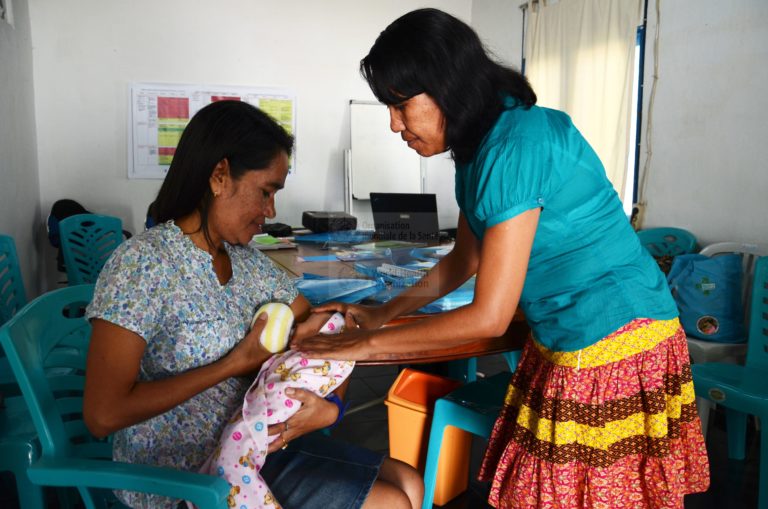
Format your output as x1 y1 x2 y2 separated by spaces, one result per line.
28 0 472 289
472 0 524 69
638 0 768 246
19 0 767 292
419 0 526 232
0 0 42 298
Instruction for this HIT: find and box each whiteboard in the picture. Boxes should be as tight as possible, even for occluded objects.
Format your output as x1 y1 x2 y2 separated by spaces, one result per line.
350 101 422 198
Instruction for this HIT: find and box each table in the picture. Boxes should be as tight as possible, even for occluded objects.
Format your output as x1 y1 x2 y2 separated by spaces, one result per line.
264 243 361 279
262 243 530 366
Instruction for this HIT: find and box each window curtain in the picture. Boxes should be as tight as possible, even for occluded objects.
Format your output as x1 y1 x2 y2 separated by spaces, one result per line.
525 0 642 198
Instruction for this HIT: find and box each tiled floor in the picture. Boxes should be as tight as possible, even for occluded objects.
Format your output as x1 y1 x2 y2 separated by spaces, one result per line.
1 354 761 508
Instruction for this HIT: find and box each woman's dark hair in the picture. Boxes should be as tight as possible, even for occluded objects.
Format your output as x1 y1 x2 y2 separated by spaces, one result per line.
361 8 536 163
152 100 293 244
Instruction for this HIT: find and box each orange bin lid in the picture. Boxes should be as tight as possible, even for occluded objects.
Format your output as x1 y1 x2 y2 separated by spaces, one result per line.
386 368 463 413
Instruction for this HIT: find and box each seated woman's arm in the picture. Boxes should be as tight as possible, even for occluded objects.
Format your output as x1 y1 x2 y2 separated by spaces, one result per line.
84 316 271 438
85 293 346 440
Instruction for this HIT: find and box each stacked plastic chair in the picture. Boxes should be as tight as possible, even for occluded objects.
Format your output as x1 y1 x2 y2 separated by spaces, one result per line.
692 255 768 509
0 285 231 508
686 243 768 366
59 214 125 285
0 234 27 325
685 243 768 440
636 227 697 257
0 389 44 509
0 234 45 508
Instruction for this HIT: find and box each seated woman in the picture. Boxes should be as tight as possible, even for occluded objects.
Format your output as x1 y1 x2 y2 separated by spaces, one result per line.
83 100 423 509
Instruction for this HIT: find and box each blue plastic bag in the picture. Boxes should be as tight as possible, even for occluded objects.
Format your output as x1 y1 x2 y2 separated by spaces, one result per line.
365 278 475 314
667 254 744 342
295 276 385 306
418 279 475 313
293 230 374 246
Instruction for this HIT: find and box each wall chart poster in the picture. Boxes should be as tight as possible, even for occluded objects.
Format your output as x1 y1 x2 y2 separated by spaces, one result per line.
128 82 296 179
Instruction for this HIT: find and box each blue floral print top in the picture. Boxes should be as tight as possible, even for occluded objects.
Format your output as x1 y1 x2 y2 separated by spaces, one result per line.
86 222 298 509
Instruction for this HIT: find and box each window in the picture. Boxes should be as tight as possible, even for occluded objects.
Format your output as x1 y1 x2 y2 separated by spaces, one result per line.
623 25 645 217
521 0 647 218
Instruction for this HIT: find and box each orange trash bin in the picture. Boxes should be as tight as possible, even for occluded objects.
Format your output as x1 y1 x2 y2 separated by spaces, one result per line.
385 368 472 506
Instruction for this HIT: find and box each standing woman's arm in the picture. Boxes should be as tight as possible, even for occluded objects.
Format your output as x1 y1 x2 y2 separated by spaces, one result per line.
313 213 482 329
376 212 482 319
295 208 540 359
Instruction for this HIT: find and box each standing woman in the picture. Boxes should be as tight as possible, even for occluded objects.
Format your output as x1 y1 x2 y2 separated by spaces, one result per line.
296 8 709 508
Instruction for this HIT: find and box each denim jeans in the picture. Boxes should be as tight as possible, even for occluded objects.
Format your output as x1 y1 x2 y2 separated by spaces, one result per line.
259 432 384 509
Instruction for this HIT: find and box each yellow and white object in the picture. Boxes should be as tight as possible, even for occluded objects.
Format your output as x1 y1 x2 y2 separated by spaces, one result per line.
252 302 294 353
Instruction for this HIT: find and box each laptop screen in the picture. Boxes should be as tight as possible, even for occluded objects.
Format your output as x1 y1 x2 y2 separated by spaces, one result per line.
369 192 440 243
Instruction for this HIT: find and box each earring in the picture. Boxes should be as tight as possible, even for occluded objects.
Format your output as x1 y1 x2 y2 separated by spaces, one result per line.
213 190 220 198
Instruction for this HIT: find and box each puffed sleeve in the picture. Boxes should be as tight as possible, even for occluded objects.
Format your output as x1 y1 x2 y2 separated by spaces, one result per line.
470 135 551 229
85 240 165 343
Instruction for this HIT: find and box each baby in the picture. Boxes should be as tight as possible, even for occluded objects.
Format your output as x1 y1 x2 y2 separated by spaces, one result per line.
199 304 354 509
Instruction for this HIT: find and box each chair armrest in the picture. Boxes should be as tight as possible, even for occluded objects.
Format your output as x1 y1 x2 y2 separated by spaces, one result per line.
27 457 229 509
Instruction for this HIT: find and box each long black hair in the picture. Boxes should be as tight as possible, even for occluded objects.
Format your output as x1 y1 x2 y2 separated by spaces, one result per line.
151 100 293 242
361 8 536 163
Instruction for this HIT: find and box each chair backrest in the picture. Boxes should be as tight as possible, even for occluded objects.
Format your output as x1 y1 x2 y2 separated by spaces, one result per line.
746 256 768 370
0 285 95 459
59 214 124 285
0 234 27 325
636 227 697 256
0 234 28 399
700 242 768 329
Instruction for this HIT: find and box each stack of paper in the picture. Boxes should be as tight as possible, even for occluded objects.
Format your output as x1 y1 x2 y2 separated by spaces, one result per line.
250 234 296 250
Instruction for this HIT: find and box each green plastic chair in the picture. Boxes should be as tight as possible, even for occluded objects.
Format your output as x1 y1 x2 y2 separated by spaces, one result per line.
0 234 44 508
59 214 124 285
0 388 45 509
636 227 697 257
0 234 27 325
692 255 768 509
0 285 231 509
685 243 768 440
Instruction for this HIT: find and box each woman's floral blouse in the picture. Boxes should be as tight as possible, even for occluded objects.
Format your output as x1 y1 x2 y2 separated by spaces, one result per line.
86 221 298 509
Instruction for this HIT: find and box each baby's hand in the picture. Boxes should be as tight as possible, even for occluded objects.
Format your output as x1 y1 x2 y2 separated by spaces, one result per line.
292 312 333 342
292 312 346 342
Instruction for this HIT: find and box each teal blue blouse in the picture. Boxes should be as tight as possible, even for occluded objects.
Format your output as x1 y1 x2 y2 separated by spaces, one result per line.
455 97 677 352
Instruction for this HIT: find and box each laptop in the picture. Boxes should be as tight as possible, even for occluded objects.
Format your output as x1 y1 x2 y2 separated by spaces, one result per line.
369 192 441 243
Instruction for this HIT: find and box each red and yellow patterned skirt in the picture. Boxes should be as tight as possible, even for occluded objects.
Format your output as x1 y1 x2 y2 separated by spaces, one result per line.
479 318 710 508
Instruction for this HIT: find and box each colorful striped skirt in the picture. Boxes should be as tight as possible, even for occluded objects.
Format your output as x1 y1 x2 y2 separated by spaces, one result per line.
478 318 710 508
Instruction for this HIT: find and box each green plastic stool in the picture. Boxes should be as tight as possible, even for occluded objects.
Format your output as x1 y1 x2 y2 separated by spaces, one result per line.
421 370 514 509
